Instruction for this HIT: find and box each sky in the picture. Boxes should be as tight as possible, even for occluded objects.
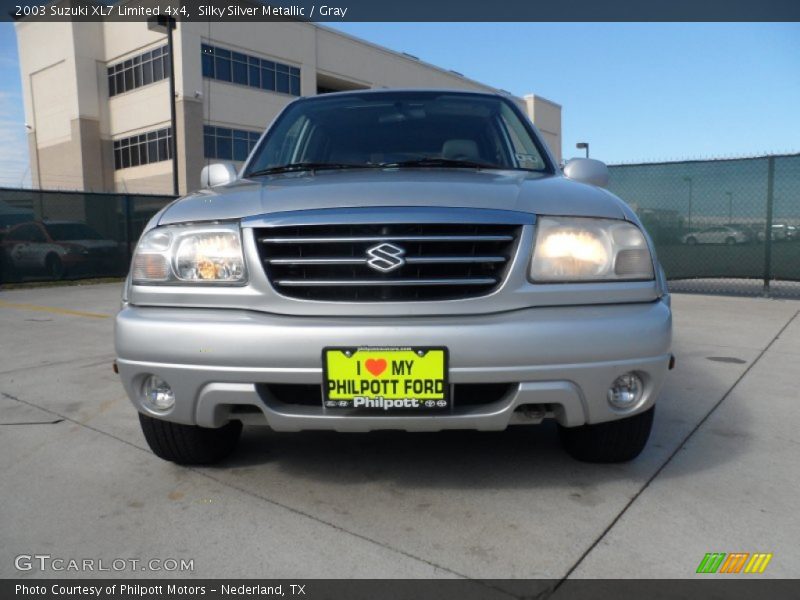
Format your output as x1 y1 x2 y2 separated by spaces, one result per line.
1 21 799 187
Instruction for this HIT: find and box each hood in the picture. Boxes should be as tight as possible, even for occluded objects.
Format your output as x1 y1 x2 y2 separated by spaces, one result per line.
158 169 631 225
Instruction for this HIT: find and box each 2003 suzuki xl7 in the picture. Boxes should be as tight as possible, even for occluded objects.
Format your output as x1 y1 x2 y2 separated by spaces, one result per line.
115 90 672 465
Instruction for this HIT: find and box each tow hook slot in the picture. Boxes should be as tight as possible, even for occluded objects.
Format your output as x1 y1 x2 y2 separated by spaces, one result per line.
512 404 547 424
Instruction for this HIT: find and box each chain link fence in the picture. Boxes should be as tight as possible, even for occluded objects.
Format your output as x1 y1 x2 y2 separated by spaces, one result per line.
607 153 800 298
2 153 799 297
0 188 173 284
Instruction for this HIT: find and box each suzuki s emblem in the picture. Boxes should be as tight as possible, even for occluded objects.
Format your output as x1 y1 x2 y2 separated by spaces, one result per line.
365 243 406 272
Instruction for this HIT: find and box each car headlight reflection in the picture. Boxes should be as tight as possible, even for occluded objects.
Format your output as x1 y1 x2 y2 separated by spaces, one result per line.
530 217 654 282
132 223 246 285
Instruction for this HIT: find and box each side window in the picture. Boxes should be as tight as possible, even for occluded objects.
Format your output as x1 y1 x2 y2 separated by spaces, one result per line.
5 226 25 241
498 103 545 170
8 224 43 242
29 225 47 242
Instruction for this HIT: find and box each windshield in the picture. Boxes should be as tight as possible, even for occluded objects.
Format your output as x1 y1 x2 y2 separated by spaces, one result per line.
45 223 104 241
245 91 551 176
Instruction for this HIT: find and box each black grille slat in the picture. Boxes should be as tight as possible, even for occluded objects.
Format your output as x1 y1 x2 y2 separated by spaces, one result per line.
257 223 520 302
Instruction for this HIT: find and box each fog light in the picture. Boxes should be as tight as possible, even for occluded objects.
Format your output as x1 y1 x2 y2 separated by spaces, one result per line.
142 375 175 411
607 373 643 410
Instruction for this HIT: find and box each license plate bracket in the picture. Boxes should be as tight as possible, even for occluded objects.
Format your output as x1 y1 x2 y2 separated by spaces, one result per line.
322 346 449 410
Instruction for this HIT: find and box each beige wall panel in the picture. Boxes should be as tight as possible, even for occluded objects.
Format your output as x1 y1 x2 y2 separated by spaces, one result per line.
203 81 294 133
178 98 205 195
108 82 171 135
27 132 41 189
315 28 493 92
191 21 314 66
114 163 173 195
540 133 560 162
36 137 83 190
15 21 78 121
103 21 168 63
526 95 562 163
177 22 202 99
31 61 72 147
72 22 105 120
77 118 105 192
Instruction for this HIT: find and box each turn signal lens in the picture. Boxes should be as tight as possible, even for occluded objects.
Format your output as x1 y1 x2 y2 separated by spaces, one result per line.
132 253 169 281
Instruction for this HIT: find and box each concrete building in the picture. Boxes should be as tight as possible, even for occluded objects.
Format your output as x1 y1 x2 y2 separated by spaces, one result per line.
15 6 562 196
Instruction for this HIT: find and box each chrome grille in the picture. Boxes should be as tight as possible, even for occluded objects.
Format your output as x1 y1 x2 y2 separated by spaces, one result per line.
256 223 521 301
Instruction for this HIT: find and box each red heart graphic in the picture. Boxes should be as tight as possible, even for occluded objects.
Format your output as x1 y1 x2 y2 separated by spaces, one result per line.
365 358 387 377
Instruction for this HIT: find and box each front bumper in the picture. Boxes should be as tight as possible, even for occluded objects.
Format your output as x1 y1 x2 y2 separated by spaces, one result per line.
115 299 672 431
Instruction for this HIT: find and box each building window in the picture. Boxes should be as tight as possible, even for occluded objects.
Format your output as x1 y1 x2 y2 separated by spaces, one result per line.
108 46 170 97
113 128 172 170
201 43 301 96
204 125 261 162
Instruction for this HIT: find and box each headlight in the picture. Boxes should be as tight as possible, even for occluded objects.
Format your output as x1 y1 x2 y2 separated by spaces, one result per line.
132 223 246 285
530 217 654 282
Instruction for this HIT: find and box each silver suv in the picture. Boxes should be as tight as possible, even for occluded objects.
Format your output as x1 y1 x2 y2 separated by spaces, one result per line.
116 90 672 465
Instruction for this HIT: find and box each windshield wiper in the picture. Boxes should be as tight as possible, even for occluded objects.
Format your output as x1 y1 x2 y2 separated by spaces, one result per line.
376 157 501 169
246 162 368 177
247 157 504 177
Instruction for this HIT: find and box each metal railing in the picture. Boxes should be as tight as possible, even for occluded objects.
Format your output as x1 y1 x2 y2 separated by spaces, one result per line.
0 188 174 284
2 153 799 298
607 153 800 297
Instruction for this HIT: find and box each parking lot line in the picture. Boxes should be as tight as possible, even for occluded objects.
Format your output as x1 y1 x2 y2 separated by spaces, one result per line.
564 308 800 580
3 283 799 581
0 299 110 319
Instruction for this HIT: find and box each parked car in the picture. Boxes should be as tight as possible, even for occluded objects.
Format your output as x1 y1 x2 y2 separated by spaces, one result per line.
756 223 797 242
116 90 672 465
681 225 750 245
1 220 122 279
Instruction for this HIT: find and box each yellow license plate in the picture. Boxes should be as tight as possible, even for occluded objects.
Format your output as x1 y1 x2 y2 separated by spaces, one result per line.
323 347 449 410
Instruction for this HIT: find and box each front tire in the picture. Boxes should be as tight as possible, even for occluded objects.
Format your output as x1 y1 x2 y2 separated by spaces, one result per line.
45 253 65 280
139 413 242 465
559 407 654 463
0 250 17 283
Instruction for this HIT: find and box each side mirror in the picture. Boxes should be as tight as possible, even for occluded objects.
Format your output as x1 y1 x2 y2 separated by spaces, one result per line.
563 158 609 188
200 162 238 188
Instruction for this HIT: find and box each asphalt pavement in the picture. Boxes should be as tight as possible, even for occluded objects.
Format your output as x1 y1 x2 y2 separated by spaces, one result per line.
1 283 798 585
